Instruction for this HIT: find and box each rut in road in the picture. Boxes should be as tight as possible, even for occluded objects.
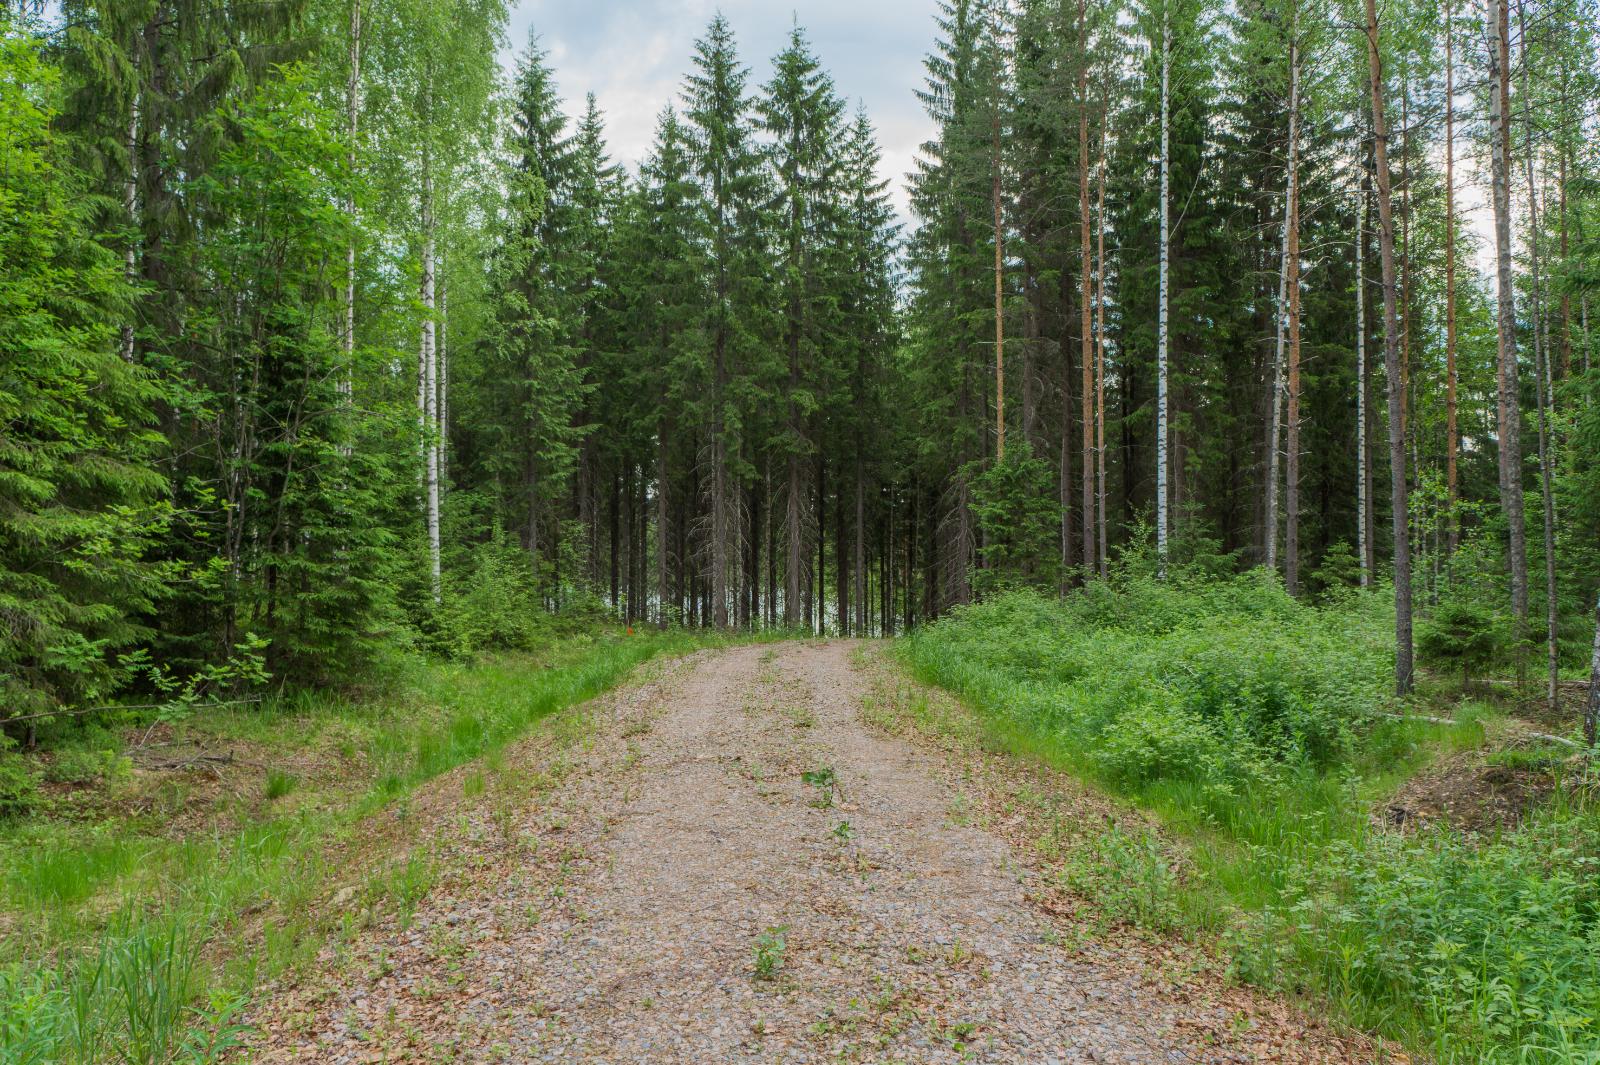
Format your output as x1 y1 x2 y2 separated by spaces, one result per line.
252 641 1372 1064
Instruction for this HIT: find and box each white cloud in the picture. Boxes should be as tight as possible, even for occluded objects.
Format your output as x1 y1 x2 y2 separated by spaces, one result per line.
501 0 939 224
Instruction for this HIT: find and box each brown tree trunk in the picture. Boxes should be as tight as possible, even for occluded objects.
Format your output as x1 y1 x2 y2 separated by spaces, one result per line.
1284 37 1303 597
1365 0 1415 694
1586 592 1600 750
1095 139 1109 579
1487 0 1530 638
1078 0 1095 576
1444 0 1460 554
1519 0 1559 712
657 420 670 627
993 113 1006 463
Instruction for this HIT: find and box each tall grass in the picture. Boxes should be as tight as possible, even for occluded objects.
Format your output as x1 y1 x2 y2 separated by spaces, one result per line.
905 578 1600 1064
0 628 718 1063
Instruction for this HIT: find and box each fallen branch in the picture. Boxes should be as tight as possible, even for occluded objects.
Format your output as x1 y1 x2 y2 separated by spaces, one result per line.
3 697 263 727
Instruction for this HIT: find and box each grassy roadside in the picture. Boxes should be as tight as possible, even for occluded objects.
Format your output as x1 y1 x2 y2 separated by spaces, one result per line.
0 627 723 1064
896 582 1599 1065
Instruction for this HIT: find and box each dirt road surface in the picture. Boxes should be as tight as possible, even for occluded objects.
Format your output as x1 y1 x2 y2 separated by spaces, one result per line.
249 641 1381 1064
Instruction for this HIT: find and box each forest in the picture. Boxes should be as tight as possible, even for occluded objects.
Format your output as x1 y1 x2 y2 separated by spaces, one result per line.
3 0 1600 1061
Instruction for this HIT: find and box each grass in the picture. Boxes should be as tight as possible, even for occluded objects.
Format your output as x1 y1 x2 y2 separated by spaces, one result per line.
0 626 726 1064
901 577 1600 1065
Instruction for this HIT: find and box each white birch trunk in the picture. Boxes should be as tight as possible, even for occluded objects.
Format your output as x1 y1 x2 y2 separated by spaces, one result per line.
1156 2 1171 575
421 168 441 603
122 62 139 364
439 266 449 489
1266 165 1289 575
343 0 360 400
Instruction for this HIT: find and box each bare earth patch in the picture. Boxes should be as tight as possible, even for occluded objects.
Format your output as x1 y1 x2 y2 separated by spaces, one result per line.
1382 720 1575 835
246 641 1396 1063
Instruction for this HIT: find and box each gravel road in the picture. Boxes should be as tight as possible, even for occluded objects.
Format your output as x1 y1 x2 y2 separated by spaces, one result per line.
250 641 1381 1064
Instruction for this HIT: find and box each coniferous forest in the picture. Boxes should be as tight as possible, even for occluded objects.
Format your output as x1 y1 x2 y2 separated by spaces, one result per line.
5 0 1600 1061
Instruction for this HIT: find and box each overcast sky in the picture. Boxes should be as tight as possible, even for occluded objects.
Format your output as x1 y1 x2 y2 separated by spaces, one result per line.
501 1 937 222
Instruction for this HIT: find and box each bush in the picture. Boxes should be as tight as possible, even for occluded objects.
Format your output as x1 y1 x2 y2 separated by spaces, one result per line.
906 578 1388 793
1418 598 1502 685
0 749 39 818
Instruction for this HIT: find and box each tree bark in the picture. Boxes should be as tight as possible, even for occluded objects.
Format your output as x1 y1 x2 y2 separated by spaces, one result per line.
1444 0 1459 554
1365 0 1414 694
1156 3 1171 574
1356 166 1372 588
421 158 441 603
1095 138 1109 579
657 418 671 627
344 0 360 399
122 53 139 364
1078 0 1095 577
993 113 1006 463
1586 592 1600 750
1284 38 1302 597
1519 0 1559 713
1486 0 1530 637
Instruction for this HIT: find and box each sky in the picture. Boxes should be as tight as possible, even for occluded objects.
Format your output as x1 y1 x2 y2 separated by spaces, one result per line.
501 1 938 223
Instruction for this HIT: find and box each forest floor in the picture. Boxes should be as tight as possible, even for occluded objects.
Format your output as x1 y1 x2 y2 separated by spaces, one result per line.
244 641 1391 1064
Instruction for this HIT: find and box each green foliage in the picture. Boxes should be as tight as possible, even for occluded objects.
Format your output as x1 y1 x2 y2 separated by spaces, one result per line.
753 924 789 980
909 577 1600 1061
1418 597 1503 685
0 744 40 819
0 30 168 722
910 579 1388 796
434 531 548 656
970 446 1062 595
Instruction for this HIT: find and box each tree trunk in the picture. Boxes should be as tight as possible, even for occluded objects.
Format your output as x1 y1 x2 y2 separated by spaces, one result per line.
421 163 441 603
1519 0 1559 713
993 113 1006 463
1486 0 1530 637
122 56 139 364
657 419 671 627
712 326 730 628
1266 135 1289 576
855 456 867 636
1078 0 1095 576
1586 592 1600 750
344 0 360 399
1365 0 1414 694
1444 0 1459 554
1095 139 1109 579
1156 5 1171 574
1356 166 1372 588
1284 38 1303 597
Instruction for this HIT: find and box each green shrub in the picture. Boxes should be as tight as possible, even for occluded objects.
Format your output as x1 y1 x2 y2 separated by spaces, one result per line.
1418 598 1502 685
904 577 1600 1063
43 748 127 786
0 749 39 818
907 579 1386 792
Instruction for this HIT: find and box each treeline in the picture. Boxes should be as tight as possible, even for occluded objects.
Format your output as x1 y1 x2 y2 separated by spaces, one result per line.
903 0 1600 702
2 0 1600 733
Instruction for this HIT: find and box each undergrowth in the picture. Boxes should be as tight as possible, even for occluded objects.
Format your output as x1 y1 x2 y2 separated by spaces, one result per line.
0 627 720 1064
904 576 1600 1064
